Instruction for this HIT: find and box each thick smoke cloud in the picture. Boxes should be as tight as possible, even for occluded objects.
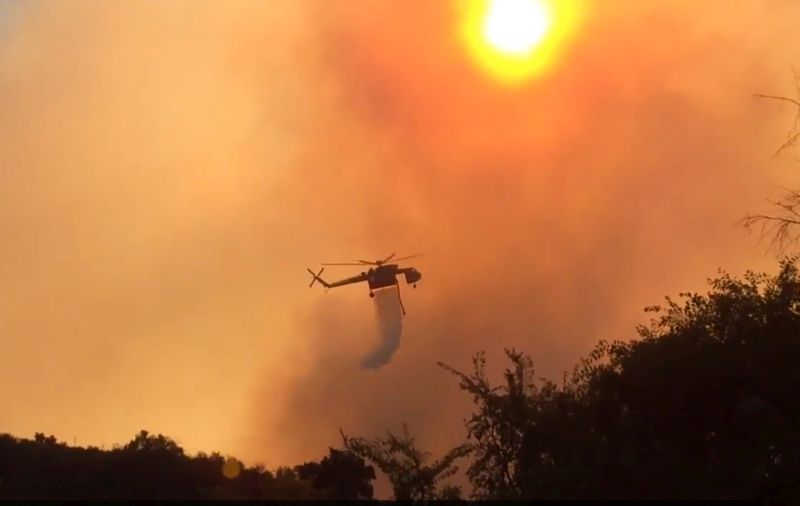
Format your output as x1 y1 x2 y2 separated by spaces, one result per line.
257 0 800 473
0 0 337 458
1 2 799 496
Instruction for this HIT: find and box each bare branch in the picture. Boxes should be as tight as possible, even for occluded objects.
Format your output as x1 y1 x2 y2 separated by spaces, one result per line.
745 72 800 251
742 208 800 253
754 93 800 108
754 72 800 160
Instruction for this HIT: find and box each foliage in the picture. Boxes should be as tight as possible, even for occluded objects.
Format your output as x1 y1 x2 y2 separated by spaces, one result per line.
0 430 363 500
341 424 471 500
295 447 376 499
440 257 800 500
438 350 536 498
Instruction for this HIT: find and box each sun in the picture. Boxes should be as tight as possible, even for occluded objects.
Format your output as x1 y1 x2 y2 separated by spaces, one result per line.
483 0 550 56
461 0 583 85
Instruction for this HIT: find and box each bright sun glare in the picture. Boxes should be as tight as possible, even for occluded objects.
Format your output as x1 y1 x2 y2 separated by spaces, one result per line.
483 0 550 56
462 0 583 85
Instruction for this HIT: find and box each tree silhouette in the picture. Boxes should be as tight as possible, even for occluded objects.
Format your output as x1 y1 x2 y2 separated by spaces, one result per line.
440 257 800 500
122 430 184 454
439 348 603 499
341 424 471 500
588 257 800 500
0 430 320 500
295 447 376 499
438 350 537 499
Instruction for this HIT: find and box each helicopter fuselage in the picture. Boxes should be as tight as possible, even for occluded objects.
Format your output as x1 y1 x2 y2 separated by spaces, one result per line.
365 264 422 290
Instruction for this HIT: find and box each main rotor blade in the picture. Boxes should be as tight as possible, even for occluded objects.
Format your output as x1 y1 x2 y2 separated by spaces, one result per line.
321 262 366 266
392 254 421 263
381 253 396 263
358 260 376 265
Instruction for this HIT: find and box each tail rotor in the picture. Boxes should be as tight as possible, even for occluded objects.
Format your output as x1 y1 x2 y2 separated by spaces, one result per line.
307 267 326 288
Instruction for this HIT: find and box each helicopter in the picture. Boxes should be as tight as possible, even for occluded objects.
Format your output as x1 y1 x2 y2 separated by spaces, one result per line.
306 253 422 315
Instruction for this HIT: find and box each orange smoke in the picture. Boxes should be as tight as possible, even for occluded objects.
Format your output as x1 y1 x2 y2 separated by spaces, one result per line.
0 4 799 500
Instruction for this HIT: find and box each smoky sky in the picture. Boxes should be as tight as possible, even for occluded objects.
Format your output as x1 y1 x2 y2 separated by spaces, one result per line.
1 0 799 486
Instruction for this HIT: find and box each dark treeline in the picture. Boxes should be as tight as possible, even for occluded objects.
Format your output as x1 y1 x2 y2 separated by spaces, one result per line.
3 258 800 500
0 430 376 500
